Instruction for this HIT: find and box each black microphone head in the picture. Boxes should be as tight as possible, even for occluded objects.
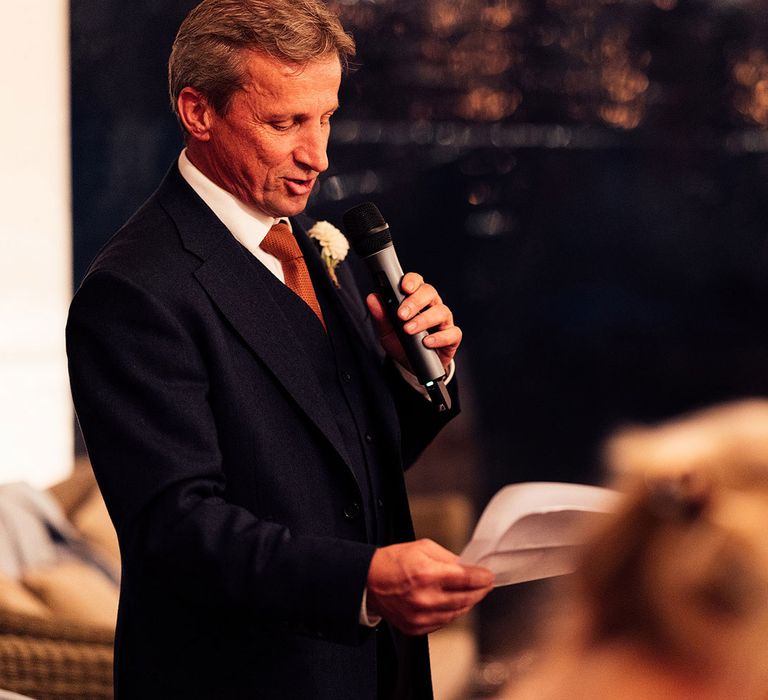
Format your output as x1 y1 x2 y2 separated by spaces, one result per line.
343 202 393 257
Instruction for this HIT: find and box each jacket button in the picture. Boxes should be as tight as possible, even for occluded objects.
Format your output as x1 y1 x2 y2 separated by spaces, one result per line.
377 498 385 508
344 502 361 520
364 432 374 444
343 371 352 382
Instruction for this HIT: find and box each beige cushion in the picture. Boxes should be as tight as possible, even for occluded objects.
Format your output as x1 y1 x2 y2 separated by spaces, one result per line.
21 561 118 630
0 571 50 618
71 487 120 564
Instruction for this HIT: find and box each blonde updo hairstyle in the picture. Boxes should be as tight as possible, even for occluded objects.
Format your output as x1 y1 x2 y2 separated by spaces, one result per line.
578 399 768 687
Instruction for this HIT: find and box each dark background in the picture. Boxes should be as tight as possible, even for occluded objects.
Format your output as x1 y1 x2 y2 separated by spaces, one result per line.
71 0 768 513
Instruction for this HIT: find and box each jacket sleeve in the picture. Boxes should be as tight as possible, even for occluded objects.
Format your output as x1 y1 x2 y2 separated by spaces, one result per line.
66 269 375 644
385 358 460 469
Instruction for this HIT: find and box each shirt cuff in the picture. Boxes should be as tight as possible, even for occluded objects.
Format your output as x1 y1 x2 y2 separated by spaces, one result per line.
359 587 382 627
393 359 455 399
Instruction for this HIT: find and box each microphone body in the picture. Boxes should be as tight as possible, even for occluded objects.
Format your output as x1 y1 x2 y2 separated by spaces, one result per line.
343 203 452 412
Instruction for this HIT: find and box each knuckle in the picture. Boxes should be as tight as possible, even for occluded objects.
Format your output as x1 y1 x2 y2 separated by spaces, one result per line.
451 594 469 609
413 612 434 628
402 615 421 634
412 592 435 611
459 596 474 611
412 571 432 588
406 272 423 286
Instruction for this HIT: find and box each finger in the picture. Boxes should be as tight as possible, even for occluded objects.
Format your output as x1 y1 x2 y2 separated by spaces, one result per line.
401 615 455 636
366 293 386 323
400 272 424 295
404 623 444 636
397 285 440 321
439 565 495 591
423 326 462 352
423 569 484 592
408 561 470 591
415 590 488 613
402 304 453 335
405 605 476 634
366 293 396 335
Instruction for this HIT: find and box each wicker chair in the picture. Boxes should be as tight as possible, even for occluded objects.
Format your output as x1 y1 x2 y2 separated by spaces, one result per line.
0 462 117 699
0 608 113 700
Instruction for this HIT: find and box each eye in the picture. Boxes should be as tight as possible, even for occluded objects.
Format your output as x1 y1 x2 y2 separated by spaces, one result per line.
270 121 294 132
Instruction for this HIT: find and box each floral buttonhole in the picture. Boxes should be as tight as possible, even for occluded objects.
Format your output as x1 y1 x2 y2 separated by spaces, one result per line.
308 221 349 288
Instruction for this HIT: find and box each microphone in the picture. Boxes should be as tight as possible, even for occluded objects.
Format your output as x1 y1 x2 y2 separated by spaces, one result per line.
343 202 451 413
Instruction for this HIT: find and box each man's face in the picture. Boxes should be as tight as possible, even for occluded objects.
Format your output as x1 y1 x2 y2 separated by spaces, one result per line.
194 51 342 218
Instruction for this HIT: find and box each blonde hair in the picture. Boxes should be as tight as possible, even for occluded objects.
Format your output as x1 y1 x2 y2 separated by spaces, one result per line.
505 400 768 699
578 399 768 680
168 0 355 120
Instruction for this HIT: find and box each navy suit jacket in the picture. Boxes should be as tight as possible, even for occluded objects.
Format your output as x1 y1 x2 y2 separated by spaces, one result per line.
66 163 458 699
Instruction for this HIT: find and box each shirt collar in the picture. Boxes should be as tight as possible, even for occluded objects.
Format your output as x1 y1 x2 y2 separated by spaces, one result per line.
177 149 289 252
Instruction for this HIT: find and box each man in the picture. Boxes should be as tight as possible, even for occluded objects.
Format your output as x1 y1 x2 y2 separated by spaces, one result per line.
67 1 493 698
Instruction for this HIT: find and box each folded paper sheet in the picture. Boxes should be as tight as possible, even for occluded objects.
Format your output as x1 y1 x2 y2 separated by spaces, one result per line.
460 482 621 587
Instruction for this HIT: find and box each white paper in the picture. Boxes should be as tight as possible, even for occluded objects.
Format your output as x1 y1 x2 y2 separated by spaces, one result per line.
460 482 621 587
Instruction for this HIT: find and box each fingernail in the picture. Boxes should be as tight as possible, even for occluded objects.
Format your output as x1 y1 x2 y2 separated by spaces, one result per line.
399 305 411 319
424 336 436 346
405 321 417 332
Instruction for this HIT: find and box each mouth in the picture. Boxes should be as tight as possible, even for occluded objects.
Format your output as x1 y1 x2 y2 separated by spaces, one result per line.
284 177 316 196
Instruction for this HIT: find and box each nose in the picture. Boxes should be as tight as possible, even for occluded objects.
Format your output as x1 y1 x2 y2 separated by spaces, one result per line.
294 122 329 174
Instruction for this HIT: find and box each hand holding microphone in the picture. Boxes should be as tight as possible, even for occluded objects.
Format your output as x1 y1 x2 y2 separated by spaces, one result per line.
343 202 459 412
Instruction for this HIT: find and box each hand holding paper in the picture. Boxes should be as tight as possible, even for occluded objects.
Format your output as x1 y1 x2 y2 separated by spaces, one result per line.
367 539 494 635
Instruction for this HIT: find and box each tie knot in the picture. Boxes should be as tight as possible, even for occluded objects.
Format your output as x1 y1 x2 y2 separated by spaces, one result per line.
261 222 302 263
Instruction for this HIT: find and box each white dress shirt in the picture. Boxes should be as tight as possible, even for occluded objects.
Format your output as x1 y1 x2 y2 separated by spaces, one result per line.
178 150 287 279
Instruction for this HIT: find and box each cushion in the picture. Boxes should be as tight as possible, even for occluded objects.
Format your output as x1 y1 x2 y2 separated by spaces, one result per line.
71 488 120 565
21 562 118 630
0 571 49 619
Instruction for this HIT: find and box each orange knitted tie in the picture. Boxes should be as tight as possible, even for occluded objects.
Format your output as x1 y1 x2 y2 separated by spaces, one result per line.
261 222 326 330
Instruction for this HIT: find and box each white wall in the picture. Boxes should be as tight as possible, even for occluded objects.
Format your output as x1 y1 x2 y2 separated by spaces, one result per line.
0 1 73 487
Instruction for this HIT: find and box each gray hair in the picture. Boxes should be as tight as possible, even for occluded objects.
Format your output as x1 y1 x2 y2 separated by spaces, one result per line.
168 0 355 122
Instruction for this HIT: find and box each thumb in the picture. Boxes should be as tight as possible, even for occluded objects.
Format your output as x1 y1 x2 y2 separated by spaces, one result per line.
442 564 495 590
366 293 394 335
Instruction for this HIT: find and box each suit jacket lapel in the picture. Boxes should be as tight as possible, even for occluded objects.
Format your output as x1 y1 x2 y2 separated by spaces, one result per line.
155 165 354 473
295 217 404 456
293 218 383 361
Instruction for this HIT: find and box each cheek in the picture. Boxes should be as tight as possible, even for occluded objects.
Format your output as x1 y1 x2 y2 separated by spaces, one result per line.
257 149 297 185
250 160 280 189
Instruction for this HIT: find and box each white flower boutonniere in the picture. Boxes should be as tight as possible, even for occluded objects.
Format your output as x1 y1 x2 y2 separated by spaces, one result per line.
308 221 349 288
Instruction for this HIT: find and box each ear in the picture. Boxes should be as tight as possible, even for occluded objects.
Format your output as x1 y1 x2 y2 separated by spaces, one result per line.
177 87 213 142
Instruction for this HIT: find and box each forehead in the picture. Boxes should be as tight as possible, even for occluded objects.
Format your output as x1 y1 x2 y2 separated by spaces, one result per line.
239 49 342 105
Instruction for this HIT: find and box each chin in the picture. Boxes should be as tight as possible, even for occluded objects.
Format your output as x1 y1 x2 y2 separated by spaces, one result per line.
271 199 311 219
